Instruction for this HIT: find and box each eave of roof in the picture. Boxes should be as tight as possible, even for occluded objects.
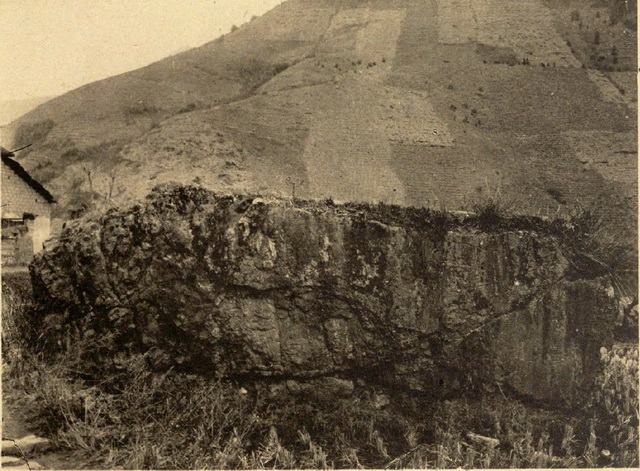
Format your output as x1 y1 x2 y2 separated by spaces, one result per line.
1 146 15 158
2 154 56 203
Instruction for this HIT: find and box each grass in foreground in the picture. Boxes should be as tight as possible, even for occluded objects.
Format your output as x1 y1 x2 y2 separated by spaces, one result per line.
3 275 638 469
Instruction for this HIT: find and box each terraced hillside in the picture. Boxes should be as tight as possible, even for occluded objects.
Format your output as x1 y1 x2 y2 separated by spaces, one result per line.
2 0 636 249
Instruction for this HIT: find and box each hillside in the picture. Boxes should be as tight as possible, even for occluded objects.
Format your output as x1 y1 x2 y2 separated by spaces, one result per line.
2 0 636 247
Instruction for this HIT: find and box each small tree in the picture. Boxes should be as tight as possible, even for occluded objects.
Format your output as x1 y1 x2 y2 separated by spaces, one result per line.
611 45 619 64
82 165 94 193
285 176 304 199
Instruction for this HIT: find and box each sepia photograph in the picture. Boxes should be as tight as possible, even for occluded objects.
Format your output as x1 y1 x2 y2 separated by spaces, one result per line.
1 0 638 469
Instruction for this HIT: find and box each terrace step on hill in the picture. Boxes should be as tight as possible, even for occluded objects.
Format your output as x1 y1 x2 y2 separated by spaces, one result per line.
1 0 635 252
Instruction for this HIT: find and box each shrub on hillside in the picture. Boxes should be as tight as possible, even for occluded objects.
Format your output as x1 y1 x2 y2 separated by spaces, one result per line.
609 0 637 27
594 31 601 45
235 59 293 92
272 62 290 75
177 102 197 114
463 186 522 229
123 101 160 117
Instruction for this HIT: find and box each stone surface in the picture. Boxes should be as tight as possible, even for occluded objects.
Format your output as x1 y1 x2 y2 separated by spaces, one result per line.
1 456 25 466
29 185 617 405
2 462 44 471
2 436 51 457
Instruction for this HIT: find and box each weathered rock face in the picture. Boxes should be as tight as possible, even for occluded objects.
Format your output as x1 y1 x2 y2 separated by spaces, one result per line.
30 185 616 405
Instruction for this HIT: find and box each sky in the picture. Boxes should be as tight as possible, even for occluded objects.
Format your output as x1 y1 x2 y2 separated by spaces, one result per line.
0 0 283 102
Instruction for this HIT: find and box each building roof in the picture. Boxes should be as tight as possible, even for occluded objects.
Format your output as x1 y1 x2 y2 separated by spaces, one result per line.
1 147 56 203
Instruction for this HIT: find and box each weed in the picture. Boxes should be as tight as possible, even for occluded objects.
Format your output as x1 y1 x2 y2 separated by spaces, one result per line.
554 204 637 296
388 364 639 469
589 345 639 467
2 272 37 369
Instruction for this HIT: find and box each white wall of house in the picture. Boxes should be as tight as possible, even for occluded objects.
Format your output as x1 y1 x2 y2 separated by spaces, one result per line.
31 214 51 253
1 160 53 254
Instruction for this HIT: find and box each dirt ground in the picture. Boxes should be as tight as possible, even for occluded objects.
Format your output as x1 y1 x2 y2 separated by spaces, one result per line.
2 392 82 469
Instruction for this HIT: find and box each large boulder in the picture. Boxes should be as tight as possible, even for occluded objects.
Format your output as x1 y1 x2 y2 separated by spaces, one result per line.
30 185 616 405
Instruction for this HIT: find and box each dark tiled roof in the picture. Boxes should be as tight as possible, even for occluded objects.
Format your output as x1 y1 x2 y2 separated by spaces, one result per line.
1 146 15 158
1 149 56 203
